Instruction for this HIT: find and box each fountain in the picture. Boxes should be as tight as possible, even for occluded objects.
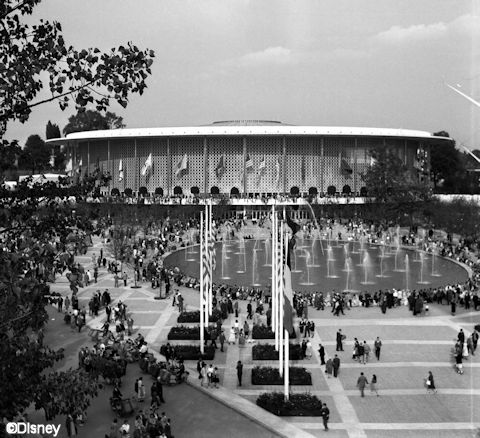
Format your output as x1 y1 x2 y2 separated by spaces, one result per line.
418 252 430 285
236 236 246 273
344 256 354 292
299 249 315 285
360 252 374 285
220 241 231 280
326 246 338 278
309 231 320 267
252 246 262 286
264 238 271 266
377 245 388 278
292 247 302 273
431 250 441 277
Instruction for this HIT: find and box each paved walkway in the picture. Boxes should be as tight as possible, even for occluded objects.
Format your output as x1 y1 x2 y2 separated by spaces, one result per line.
48 235 480 438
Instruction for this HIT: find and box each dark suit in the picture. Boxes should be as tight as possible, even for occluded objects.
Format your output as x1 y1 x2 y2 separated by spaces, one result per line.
333 357 340 377
336 331 343 351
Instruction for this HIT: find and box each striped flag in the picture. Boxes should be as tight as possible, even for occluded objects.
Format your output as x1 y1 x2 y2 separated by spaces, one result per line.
245 154 253 170
257 155 266 183
215 155 225 179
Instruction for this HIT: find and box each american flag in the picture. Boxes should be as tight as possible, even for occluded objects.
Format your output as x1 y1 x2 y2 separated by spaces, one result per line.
245 154 253 170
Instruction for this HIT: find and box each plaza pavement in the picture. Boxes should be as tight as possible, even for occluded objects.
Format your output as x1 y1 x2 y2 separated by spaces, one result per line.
42 235 480 438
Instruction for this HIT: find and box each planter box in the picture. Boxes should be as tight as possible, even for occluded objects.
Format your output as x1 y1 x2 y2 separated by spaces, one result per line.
251 366 311 385
167 325 214 340
252 343 303 361
177 310 221 324
256 392 322 416
252 325 296 340
160 344 215 361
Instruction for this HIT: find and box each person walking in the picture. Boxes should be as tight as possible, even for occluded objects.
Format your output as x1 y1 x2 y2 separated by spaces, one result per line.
318 344 326 365
426 371 437 394
325 358 333 379
333 354 340 377
374 336 382 361
363 341 371 363
357 372 368 397
305 339 313 359
219 330 226 352
321 403 330 431
336 329 344 351
236 360 243 386
370 374 379 396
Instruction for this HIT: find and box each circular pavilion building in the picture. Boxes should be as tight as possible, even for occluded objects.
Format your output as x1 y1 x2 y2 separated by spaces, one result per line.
50 120 452 197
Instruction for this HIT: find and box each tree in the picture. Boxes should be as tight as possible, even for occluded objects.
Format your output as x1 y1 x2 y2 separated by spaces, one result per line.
45 121 61 140
63 110 125 136
0 140 20 175
18 134 51 173
0 0 154 137
363 146 431 224
430 132 464 192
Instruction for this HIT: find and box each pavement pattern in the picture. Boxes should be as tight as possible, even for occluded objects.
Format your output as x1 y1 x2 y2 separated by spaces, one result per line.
41 235 480 438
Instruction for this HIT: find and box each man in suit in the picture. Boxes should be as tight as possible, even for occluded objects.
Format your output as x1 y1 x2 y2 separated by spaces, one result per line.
318 344 326 365
357 372 368 397
336 329 344 351
333 354 340 377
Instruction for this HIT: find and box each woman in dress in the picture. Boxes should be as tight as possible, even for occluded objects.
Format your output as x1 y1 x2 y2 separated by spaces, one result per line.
370 374 379 396
305 339 313 359
200 362 208 387
238 329 246 347
325 358 333 379
426 371 437 394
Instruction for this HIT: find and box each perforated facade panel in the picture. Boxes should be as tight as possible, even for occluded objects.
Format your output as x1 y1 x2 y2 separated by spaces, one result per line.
73 130 433 195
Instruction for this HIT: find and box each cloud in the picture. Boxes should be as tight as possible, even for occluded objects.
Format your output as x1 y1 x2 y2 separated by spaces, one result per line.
235 46 293 67
372 14 480 47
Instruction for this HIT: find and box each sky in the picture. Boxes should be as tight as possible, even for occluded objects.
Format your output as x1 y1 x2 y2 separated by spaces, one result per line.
5 0 480 149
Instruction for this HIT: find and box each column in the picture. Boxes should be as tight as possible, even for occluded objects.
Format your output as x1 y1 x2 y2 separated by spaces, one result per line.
282 136 286 194
320 138 324 195
166 138 171 196
354 138 358 195
243 137 247 194
203 137 208 195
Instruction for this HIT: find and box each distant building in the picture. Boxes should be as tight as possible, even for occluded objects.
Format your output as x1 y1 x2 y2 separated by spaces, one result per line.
48 120 452 197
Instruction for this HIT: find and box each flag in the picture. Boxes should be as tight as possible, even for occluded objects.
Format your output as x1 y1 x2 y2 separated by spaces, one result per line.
245 154 253 170
118 159 124 182
258 155 266 172
65 157 73 175
301 155 306 184
141 153 152 176
176 153 188 178
257 155 266 183
340 159 353 178
275 157 281 186
215 155 225 179
49 154 55 168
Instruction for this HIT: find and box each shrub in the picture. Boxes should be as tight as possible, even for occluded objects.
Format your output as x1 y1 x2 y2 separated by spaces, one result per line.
251 366 311 385
160 344 215 361
252 343 303 360
167 325 214 340
256 392 322 416
177 309 221 324
252 325 296 339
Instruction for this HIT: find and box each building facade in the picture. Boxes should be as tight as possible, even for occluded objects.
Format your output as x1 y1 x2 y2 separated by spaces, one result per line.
50 120 451 196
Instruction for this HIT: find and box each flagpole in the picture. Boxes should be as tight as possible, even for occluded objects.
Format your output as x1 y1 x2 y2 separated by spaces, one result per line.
271 205 277 351
284 219 290 401
204 201 210 327
208 199 213 315
200 210 204 355
279 219 284 377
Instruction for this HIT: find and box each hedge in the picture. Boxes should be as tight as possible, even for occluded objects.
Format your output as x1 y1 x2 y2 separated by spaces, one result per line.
252 325 296 339
256 392 322 416
167 325 214 340
160 344 215 361
251 366 311 385
252 343 303 360
177 309 221 323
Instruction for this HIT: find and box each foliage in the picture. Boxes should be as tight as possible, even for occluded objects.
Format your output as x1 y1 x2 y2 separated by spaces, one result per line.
252 325 296 339
256 392 322 416
18 134 50 173
45 121 61 139
430 133 464 192
252 343 302 360
0 139 20 174
177 309 221 323
251 366 312 385
0 0 154 137
34 369 99 420
160 344 215 361
63 110 125 136
363 145 432 224
167 325 213 340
